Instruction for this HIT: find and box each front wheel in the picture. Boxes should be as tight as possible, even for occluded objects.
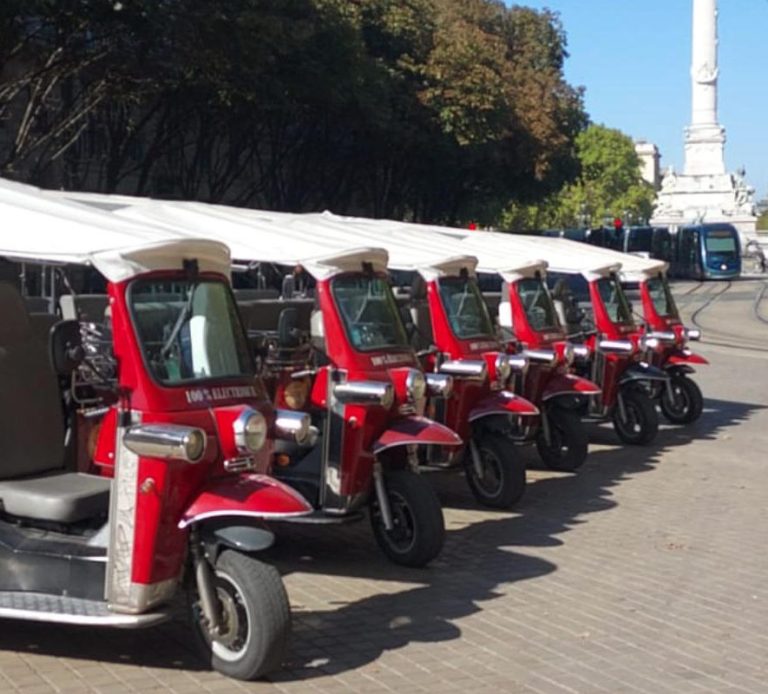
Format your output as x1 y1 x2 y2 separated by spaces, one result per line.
370 470 445 567
660 373 703 424
464 433 526 508
536 408 589 472
190 550 290 681
612 388 658 445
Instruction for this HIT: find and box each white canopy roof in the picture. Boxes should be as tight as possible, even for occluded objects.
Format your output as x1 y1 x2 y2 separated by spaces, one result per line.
422 227 621 279
0 179 230 281
304 213 549 282
112 202 389 279
224 210 479 281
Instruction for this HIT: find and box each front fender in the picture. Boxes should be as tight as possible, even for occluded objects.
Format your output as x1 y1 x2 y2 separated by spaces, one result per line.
619 362 669 386
667 351 709 366
542 373 601 401
469 391 539 422
373 416 462 453
179 473 313 529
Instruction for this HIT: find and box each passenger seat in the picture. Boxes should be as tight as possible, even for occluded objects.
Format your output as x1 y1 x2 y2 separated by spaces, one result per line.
0 283 110 524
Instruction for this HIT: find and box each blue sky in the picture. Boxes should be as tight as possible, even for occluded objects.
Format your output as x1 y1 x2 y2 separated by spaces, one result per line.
516 1 767 198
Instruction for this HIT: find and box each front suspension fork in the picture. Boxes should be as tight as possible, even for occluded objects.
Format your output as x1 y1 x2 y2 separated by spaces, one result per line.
190 530 223 637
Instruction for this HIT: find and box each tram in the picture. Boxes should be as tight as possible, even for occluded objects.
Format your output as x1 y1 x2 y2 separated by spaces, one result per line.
671 223 741 280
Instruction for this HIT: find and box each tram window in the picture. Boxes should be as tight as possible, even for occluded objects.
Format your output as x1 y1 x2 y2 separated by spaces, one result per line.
704 231 737 253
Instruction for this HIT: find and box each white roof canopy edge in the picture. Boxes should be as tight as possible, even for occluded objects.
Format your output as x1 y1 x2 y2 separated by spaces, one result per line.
0 180 230 281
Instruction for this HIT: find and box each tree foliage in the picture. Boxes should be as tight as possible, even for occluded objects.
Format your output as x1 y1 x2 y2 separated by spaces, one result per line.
0 0 586 223
501 123 656 231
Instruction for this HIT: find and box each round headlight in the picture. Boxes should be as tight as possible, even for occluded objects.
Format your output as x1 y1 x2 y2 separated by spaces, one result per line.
182 429 206 462
495 353 511 384
234 409 268 454
284 378 310 410
406 369 427 402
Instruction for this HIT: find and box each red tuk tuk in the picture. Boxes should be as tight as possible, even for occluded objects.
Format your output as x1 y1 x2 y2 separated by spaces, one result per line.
0 185 313 681
104 203 464 568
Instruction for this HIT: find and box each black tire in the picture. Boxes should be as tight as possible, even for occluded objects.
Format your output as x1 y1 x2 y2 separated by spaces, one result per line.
370 470 445 568
612 388 659 445
190 550 290 681
660 373 704 424
536 407 589 472
464 433 526 508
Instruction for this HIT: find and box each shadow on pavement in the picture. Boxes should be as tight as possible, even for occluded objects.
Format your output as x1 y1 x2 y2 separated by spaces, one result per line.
0 397 760 680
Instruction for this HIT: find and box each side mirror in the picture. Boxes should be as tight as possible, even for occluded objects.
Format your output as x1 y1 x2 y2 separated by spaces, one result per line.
50 320 84 375
277 308 300 348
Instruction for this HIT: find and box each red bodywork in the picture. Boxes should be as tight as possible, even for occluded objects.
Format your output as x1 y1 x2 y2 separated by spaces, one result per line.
421 277 539 443
282 272 462 509
93 271 311 594
503 278 601 411
638 279 709 371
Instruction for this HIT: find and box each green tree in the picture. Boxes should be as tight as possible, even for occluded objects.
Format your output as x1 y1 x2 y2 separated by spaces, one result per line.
500 123 655 231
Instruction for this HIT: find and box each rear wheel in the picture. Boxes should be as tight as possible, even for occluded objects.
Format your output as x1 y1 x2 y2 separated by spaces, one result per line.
612 388 658 445
536 408 589 472
464 433 526 508
190 551 290 681
660 373 703 424
370 470 445 567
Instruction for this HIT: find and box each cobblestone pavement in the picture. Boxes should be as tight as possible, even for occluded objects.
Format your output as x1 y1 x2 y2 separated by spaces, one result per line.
2 281 767 693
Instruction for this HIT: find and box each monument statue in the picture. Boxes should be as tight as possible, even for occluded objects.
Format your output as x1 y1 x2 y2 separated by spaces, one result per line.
651 0 756 241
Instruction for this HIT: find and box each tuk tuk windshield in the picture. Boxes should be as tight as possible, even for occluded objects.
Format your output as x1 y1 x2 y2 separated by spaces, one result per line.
438 276 495 339
596 276 634 325
517 277 560 331
129 278 254 385
332 274 409 351
646 274 679 319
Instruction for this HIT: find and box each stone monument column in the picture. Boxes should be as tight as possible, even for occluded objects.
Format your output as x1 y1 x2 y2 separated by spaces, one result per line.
650 0 756 238
684 0 726 176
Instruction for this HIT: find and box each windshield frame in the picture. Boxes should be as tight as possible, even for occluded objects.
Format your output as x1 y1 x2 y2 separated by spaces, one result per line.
436 275 495 340
127 274 256 388
330 271 410 353
517 274 561 332
596 274 635 326
646 273 679 320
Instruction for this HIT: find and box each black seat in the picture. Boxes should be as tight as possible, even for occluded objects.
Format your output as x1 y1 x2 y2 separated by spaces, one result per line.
0 283 110 524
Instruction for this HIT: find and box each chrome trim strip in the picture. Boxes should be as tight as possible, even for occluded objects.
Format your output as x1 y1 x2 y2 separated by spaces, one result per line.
178 508 312 529
106 410 140 609
0 607 170 628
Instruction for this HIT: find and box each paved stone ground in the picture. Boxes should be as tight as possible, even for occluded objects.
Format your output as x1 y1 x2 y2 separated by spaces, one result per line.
2 281 767 693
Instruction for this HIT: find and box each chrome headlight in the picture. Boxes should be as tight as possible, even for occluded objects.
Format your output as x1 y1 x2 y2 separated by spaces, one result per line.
274 409 312 446
598 339 634 354
124 424 206 463
685 327 702 341
234 409 268 454
425 372 453 397
523 349 558 367
439 359 488 380
406 369 427 402
641 336 660 351
495 353 512 384
572 344 590 361
334 380 394 409
506 354 529 374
